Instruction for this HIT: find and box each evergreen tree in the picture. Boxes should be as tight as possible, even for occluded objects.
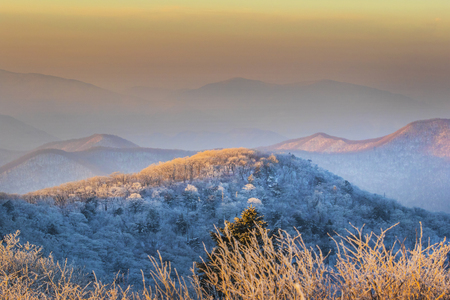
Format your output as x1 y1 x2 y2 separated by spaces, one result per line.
219 206 267 246
196 206 268 295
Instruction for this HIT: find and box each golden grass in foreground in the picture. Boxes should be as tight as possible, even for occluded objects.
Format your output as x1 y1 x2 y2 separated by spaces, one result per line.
1 225 449 299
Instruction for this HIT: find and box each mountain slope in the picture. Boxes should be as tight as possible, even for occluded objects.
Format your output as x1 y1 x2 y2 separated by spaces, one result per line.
0 149 100 194
36 134 139 152
2 149 447 285
262 132 382 153
171 78 435 139
0 147 194 194
368 118 450 158
262 118 450 212
0 69 162 139
0 69 129 114
0 148 26 168
2 70 443 142
0 114 59 151
264 118 450 158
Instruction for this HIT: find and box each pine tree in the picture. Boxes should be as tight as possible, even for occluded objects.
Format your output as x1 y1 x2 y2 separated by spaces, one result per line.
219 206 267 246
196 206 268 295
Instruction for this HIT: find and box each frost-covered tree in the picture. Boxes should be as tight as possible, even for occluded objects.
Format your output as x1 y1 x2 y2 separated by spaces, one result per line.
1 148 450 289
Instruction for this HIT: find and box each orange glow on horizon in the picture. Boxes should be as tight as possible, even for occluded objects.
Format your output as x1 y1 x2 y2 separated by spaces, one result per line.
0 1 448 94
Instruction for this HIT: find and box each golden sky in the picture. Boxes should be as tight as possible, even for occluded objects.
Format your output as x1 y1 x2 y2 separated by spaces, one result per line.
1 1 449 97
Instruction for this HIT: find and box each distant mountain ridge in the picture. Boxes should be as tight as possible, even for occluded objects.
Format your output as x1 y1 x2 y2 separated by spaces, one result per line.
0 132 194 195
0 69 128 112
262 132 382 153
263 118 450 158
0 149 100 195
372 118 450 159
0 144 194 194
0 114 59 151
0 148 26 168
262 118 450 212
0 69 160 139
1 69 443 142
36 134 139 152
136 128 287 150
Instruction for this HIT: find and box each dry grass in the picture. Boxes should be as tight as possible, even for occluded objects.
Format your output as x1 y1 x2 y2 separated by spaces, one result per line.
0 231 180 300
333 224 450 299
194 227 332 299
1 225 450 299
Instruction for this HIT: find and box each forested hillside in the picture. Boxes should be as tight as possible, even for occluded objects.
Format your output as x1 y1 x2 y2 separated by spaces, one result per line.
1 148 449 287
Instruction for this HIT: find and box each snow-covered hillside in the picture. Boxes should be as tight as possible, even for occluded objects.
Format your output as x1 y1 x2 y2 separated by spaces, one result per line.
373 118 450 158
262 118 450 212
2 149 448 286
0 148 194 194
0 150 97 194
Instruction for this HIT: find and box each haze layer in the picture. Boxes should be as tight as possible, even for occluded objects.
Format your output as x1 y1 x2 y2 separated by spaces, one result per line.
1 1 449 101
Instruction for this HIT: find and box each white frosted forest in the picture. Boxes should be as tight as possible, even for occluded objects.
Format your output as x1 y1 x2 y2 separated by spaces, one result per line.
1 149 449 289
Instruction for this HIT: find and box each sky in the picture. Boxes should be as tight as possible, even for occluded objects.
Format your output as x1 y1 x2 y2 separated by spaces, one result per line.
1 0 449 99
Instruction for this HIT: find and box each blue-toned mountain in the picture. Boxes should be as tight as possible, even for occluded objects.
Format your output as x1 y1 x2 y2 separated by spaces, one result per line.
262 118 450 212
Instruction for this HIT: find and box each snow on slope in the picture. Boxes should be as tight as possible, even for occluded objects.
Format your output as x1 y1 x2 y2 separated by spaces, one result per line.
369 118 450 158
0 149 99 194
3 149 449 285
0 147 194 194
262 118 450 212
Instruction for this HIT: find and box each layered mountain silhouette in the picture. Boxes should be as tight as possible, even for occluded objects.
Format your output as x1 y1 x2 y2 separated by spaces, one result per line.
1 70 444 143
36 134 139 152
0 134 193 194
262 118 450 212
0 69 164 139
170 78 438 138
136 128 287 150
0 148 25 167
0 69 136 114
0 114 59 151
262 132 381 153
263 118 450 158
